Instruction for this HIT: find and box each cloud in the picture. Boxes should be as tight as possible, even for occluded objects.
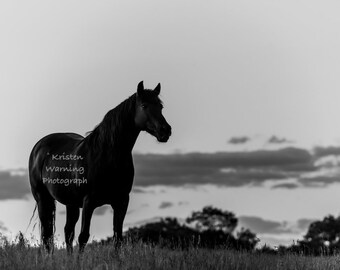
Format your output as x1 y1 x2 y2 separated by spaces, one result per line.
159 202 173 209
239 216 314 235
60 205 112 216
271 183 299 189
228 136 250 144
132 187 155 194
268 136 293 144
133 147 315 187
1 145 340 201
239 216 292 234
298 176 340 187
0 170 31 200
93 205 111 216
313 146 340 158
136 147 313 170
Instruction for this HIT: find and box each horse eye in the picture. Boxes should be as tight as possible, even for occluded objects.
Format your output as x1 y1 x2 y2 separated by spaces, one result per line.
141 104 148 109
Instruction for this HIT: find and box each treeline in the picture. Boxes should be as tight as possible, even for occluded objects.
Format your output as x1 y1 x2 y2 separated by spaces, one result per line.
267 215 340 256
101 206 259 251
100 206 340 256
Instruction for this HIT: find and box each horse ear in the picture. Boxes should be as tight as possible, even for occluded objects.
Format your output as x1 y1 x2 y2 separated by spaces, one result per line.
137 81 144 97
154 83 161 95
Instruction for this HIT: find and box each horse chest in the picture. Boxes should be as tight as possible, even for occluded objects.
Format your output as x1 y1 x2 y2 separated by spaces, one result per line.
89 160 134 198
96 171 134 194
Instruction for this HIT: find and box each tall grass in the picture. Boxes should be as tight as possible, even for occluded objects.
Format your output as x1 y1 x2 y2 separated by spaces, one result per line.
1 234 340 270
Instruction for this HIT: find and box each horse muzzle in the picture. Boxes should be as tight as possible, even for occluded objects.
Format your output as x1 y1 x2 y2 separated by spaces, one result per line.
156 124 172 143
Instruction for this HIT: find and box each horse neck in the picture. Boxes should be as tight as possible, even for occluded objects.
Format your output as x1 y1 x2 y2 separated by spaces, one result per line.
86 97 140 162
112 120 140 153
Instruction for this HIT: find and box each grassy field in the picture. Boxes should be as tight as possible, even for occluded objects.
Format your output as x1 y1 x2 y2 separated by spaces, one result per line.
1 237 340 270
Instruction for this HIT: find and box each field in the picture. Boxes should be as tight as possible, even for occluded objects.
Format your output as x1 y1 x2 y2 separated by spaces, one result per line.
1 237 340 270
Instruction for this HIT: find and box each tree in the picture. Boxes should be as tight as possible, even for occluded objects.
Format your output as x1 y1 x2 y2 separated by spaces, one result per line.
125 217 198 248
185 206 258 250
298 215 340 255
186 206 238 233
236 228 259 250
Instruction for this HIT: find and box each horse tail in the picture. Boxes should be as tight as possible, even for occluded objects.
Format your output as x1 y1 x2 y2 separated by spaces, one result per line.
25 200 56 241
52 201 56 235
25 203 38 234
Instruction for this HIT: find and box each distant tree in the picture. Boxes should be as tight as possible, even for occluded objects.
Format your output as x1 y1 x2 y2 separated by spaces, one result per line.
186 206 260 250
125 217 198 248
236 228 259 250
297 215 340 255
186 206 238 233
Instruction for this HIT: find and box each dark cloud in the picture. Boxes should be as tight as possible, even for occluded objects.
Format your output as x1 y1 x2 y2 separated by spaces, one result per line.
298 176 340 187
60 205 112 216
0 145 339 201
159 202 173 209
0 170 31 200
136 147 312 170
239 216 313 235
132 187 151 193
268 136 293 144
314 146 340 158
132 187 147 193
271 183 299 189
239 216 291 234
93 205 111 216
228 136 250 144
134 148 315 187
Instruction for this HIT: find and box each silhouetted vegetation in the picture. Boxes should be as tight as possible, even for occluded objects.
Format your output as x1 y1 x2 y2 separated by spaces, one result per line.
101 206 259 251
256 214 340 256
291 215 340 255
100 207 340 257
186 206 238 233
4 208 340 269
4 235 340 270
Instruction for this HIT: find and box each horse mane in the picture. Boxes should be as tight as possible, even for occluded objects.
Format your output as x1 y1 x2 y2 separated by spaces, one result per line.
85 89 163 164
85 93 137 159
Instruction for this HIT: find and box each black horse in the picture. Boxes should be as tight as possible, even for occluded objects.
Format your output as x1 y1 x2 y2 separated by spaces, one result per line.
29 81 171 253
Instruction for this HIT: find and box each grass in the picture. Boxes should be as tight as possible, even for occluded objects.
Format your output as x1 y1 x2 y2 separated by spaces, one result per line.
2 235 340 270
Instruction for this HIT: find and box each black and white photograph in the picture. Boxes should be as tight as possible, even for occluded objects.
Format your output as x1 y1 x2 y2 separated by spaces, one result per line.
1 0 340 269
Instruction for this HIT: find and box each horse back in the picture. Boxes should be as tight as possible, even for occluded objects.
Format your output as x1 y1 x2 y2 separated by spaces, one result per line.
29 133 86 204
29 133 84 167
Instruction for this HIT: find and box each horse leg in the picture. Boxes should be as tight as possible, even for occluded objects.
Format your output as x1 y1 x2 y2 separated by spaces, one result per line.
113 195 129 246
37 193 56 253
78 197 95 252
64 205 80 254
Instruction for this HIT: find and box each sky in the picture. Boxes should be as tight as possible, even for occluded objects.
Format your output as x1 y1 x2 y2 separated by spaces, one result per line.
1 0 340 247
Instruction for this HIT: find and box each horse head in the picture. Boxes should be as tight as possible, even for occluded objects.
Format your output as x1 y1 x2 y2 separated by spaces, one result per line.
135 81 172 142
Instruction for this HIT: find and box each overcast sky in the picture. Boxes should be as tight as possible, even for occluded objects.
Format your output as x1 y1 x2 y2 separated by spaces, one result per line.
1 0 340 247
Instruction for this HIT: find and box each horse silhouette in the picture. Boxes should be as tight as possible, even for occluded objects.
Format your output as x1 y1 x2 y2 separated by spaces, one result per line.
28 81 171 253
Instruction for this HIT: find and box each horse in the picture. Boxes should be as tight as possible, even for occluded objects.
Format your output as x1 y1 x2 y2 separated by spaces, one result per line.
28 81 172 253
